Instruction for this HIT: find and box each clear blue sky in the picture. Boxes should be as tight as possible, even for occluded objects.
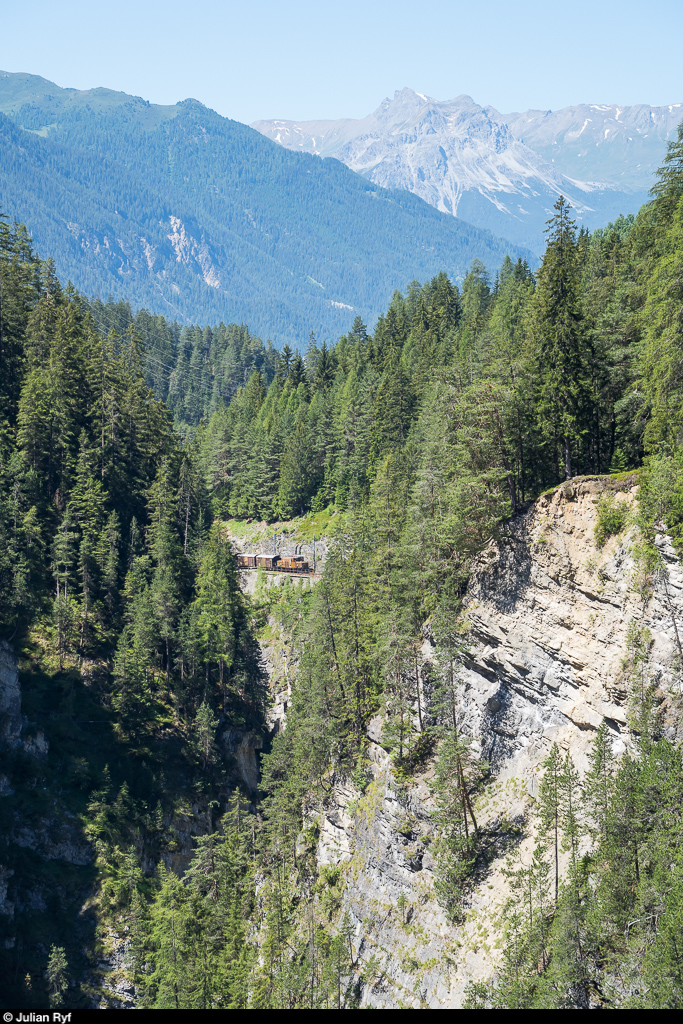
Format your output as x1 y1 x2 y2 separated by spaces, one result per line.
3 0 682 123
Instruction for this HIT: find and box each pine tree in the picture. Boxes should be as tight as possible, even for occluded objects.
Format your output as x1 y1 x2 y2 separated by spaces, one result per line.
46 945 69 1008
531 197 591 480
194 701 219 771
583 720 616 847
191 524 239 708
640 187 683 450
559 750 582 869
537 742 563 904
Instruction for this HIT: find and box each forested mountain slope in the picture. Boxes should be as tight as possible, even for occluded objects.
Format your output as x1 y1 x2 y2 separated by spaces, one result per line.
83 297 280 430
0 71 529 345
1 122 683 1008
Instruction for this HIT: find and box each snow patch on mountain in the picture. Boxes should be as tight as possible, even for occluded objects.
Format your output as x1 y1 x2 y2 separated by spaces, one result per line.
254 89 682 252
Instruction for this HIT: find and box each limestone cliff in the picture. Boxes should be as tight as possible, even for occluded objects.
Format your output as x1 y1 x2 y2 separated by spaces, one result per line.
297 478 682 1008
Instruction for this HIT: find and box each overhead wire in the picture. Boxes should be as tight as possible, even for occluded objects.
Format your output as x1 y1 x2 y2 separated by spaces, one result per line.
89 302 249 398
144 353 245 397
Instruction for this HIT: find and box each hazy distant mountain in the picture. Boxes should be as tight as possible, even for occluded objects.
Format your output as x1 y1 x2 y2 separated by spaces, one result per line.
254 90 682 252
0 73 531 345
501 102 682 189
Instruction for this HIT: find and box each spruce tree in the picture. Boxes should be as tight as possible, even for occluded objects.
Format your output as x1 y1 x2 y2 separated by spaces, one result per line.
531 197 591 480
537 742 563 904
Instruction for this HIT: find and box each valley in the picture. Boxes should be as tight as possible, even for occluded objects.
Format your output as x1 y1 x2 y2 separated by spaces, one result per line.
3 473 681 1006
0 72 528 346
0 54 683 1012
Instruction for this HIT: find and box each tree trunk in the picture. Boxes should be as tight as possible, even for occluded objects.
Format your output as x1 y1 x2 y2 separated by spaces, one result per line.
554 810 559 904
564 437 572 480
458 755 479 835
324 593 346 701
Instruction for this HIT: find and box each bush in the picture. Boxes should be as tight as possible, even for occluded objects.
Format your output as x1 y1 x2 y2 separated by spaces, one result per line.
594 492 629 548
639 454 683 544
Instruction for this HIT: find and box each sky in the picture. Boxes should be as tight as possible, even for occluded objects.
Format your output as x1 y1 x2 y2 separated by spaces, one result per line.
2 0 682 124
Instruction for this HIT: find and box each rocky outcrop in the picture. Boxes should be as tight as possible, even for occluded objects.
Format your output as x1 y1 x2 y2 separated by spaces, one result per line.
460 477 683 769
1 642 86 869
220 727 264 793
13 815 93 866
86 928 136 1009
296 478 682 1007
0 639 49 759
0 640 24 748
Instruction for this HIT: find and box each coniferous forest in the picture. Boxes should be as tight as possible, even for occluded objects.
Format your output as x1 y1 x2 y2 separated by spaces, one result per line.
1 124 683 1009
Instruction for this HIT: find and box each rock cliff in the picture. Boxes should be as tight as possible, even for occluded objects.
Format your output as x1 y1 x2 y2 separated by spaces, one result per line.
0 640 49 762
296 478 682 1007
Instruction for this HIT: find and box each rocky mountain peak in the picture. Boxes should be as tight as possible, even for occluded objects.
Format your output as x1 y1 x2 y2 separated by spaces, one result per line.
254 90 682 252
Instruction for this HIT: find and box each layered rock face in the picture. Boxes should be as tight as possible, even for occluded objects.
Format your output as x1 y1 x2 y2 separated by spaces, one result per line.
459 476 683 776
0 640 23 748
0 639 49 781
302 479 682 1007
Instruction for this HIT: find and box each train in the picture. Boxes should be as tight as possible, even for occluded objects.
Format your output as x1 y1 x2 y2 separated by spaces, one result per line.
236 553 314 575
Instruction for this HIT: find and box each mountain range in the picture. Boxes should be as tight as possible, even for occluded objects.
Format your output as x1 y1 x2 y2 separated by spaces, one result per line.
254 89 683 251
0 72 530 345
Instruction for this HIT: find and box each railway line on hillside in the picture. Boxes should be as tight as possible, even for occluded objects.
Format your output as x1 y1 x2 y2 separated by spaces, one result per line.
236 553 321 578
237 565 321 579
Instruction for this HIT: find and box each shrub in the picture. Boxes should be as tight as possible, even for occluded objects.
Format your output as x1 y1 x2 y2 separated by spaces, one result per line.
594 492 629 548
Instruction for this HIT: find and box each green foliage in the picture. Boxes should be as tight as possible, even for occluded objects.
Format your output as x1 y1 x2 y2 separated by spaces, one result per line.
477 620 683 1009
0 80 528 347
4 112 683 1010
0 215 270 1007
594 491 630 548
46 945 69 1007
131 798 256 1008
530 198 590 481
639 453 683 548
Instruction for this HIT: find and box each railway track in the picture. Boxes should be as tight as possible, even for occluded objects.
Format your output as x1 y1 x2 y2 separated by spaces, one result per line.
237 566 321 579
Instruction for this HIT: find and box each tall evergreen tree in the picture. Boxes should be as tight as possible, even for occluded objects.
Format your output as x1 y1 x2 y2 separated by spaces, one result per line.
531 197 591 480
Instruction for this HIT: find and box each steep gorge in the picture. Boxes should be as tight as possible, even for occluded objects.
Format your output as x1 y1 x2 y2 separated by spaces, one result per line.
2 479 680 1007
287 478 682 1008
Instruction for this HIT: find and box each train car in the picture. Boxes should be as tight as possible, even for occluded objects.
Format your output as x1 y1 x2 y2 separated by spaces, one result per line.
279 556 303 569
279 558 310 574
237 554 315 574
256 555 281 570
